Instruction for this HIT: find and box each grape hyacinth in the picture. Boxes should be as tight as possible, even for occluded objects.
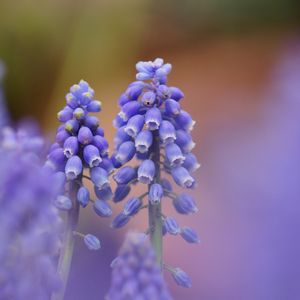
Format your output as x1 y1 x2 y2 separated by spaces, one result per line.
46 80 109 300
0 128 62 300
107 232 172 300
111 58 199 288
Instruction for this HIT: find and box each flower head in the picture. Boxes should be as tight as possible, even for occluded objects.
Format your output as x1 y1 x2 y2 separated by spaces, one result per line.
107 232 172 300
46 80 112 216
112 59 200 288
0 130 62 300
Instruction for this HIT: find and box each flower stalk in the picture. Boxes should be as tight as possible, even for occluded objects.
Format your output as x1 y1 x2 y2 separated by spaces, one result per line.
148 130 163 268
52 181 80 300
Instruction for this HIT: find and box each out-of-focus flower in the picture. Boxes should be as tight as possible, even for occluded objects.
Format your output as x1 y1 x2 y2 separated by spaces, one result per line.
107 232 173 300
0 129 62 300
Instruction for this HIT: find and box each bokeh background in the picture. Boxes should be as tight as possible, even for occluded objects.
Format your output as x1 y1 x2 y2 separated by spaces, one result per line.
1 0 300 299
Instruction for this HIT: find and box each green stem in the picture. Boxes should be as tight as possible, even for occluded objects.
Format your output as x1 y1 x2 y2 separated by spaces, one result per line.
148 130 163 269
52 181 80 300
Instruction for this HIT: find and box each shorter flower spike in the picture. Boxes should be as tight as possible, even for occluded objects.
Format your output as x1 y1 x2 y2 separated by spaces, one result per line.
84 234 101 250
170 268 192 288
180 227 200 244
107 232 172 299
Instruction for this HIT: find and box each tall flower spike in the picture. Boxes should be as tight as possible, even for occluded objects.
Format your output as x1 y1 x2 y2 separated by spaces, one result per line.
112 59 200 289
0 127 62 300
46 80 110 300
107 232 172 300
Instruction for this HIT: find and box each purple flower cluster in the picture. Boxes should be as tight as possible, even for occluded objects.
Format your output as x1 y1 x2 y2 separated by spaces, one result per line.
111 59 200 288
107 232 172 300
46 80 113 223
0 129 62 300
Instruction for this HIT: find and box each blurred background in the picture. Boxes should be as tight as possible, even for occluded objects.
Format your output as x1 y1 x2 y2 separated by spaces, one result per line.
1 0 300 299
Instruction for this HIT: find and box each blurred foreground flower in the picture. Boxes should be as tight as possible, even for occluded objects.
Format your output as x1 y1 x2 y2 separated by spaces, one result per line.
0 127 62 300
107 232 172 300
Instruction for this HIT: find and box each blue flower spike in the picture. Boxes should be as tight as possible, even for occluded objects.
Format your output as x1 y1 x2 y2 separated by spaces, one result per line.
112 59 200 289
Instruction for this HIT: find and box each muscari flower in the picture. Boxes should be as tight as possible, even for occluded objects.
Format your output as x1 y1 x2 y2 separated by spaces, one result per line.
46 81 112 225
0 130 62 300
111 59 200 288
107 232 173 300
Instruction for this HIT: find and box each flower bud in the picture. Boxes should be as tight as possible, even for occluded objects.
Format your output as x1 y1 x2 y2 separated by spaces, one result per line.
115 141 136 164
149 183 163 204
63 136 79 158
114 127 131 149
165 143 185 167
118 101 141 121
141 91 156 107
84 115 99 130
161 178 172 194
78 126 93 145
165 99 181 116
180 227 200 244
83 144 102 168
124 114 144 138
183 153 200 173
57 106 73 122
169 86 184 101
175 110 195 132
138 159 155 184
171 268 192 288
84 234 101 250
48 148 66 169
65 119 79 134
77 186 90 207
111 212 130 228
135 130 153 153
92 135 109 156
87 100 102 112
113 184 131 203
145 107 162 130
123 197 142 216
93 199 112 217
159 120 176 145
175 130 195 153
164 217 180 235
65 155 83 180
90 167 109 189
54 195 72 211
173 194 198 214
94 186 113 201
171 166 195 189
56 129 70 146
73 107 86 120
66 93 78 109
113 166 137 185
